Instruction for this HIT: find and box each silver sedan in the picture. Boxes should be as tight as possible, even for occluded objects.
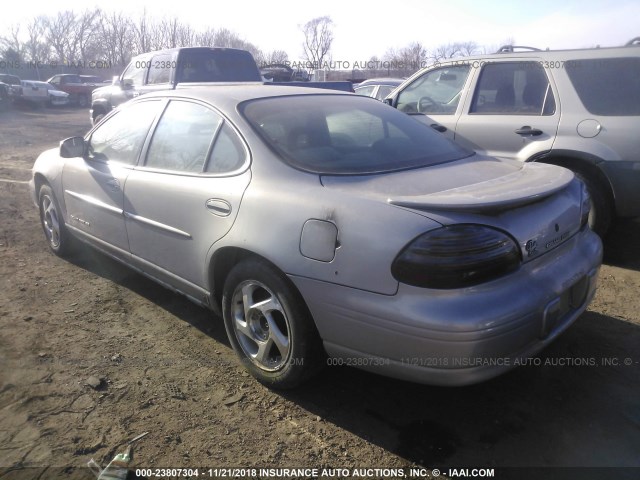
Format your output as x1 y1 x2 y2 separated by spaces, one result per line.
30 86 602 388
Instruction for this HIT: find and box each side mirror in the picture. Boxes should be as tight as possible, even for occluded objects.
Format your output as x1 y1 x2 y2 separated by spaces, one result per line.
60 137 86 158
111 76 119 85
384 97 394 107
121 78 134 89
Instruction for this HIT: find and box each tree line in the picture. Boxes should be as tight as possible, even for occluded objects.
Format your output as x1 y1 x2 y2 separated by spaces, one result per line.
0 9 289 70
0 11 505 79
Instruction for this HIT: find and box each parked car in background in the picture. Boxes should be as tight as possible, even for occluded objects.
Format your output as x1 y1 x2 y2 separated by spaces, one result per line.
19 80 49 107
47 74 100 108
0 82 9 110
354 78 403 100
27 80 70 107
79 75 105 84
0 74 23 101
386 38 640 236
91 47 352 126
90 46 262 125
31 86 601 389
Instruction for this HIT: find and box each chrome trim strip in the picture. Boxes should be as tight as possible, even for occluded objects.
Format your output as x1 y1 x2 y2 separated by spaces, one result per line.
124 212 192 239
65 190 123 215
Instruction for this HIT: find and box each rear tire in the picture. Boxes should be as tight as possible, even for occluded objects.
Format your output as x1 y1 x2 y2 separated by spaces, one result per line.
222 259 324 389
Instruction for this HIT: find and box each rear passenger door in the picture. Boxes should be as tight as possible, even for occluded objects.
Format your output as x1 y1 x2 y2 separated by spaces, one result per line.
124 99 251 294
454 60 560 161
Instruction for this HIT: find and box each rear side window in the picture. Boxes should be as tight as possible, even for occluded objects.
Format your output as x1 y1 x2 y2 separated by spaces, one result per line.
470 62 556 115
145 100 223 173
205 123 247 173
177 49 261 82
148 54 172 84
566 57 640 116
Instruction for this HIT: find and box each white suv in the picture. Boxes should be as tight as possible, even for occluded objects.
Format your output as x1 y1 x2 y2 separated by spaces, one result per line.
386 37 640 235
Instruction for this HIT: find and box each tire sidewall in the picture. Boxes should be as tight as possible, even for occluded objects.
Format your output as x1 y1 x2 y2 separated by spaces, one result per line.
38 184 71 256
222 259 321 389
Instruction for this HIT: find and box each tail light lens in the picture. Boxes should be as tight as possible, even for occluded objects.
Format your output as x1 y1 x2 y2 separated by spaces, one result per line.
391 224 521 289
579 181 591 230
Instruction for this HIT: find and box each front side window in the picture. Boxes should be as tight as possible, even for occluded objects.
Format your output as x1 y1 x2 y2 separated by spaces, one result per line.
87 101 160 165
566 57 640 116
470 62 556 115
375 85 396 100
242 94 473 175
396 65 470 114
145 101 223 173
122 61 147 87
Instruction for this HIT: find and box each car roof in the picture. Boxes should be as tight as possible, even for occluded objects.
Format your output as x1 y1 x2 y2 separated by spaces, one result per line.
144 84 355 110
357 78 404 87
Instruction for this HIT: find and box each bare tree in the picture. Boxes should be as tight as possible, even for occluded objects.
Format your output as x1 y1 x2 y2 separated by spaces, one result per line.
100 12 134 67
195 27 217 47
23 17 50 63
262 49 289 65
75 9 102 63
0 24 25 61
301 16 333 69
45 11 77 62
383 42 428 76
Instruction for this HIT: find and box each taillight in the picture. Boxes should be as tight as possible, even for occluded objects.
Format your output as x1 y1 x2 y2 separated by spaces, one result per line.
579 181 591 230
391 224 521 289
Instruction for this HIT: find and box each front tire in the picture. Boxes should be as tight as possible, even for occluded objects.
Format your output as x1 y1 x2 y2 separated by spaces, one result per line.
77 94 89 108
222 259 323 389
38 185 73 256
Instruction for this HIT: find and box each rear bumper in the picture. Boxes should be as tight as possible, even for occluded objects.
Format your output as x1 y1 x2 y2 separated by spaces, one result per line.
291 227 602 386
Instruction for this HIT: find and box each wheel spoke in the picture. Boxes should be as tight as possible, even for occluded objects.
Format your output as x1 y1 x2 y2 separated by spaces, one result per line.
240 283 257 322
252 297 281 316
266 312 289 357
254 338 274 365
233 315 253 340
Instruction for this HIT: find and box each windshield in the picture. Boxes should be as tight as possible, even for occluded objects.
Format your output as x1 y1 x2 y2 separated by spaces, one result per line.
241 94 473 174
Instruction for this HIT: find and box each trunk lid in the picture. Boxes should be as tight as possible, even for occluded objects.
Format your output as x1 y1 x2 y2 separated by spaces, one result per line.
321 157 582 262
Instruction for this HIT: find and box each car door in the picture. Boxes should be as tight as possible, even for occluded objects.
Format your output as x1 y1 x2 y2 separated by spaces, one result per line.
454 60 560 161
62 100 161 253
124 99 251 294
110 60 149 106
393 64 472 140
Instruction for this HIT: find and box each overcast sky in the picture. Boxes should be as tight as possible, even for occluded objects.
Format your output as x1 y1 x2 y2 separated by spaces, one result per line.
3 0 639 61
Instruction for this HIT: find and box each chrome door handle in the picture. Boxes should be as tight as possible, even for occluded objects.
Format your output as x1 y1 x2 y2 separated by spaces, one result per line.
515 126 543 136
205 199 231 217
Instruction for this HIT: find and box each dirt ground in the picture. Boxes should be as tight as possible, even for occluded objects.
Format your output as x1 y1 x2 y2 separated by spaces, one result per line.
0 106 639 480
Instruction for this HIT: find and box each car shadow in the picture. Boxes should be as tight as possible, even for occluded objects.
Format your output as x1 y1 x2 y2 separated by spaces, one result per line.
279 310 640 472
603 218 640 272
64 235 639 473
65 247 231 348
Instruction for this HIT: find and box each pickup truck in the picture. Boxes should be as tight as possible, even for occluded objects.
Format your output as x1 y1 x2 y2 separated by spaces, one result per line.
47 74 99 107
90 46 353 125
90 47 261 124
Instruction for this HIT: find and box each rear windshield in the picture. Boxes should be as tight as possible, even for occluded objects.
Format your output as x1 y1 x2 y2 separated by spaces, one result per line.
177 49 261 82
240 94 473 174
566 57 640 116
